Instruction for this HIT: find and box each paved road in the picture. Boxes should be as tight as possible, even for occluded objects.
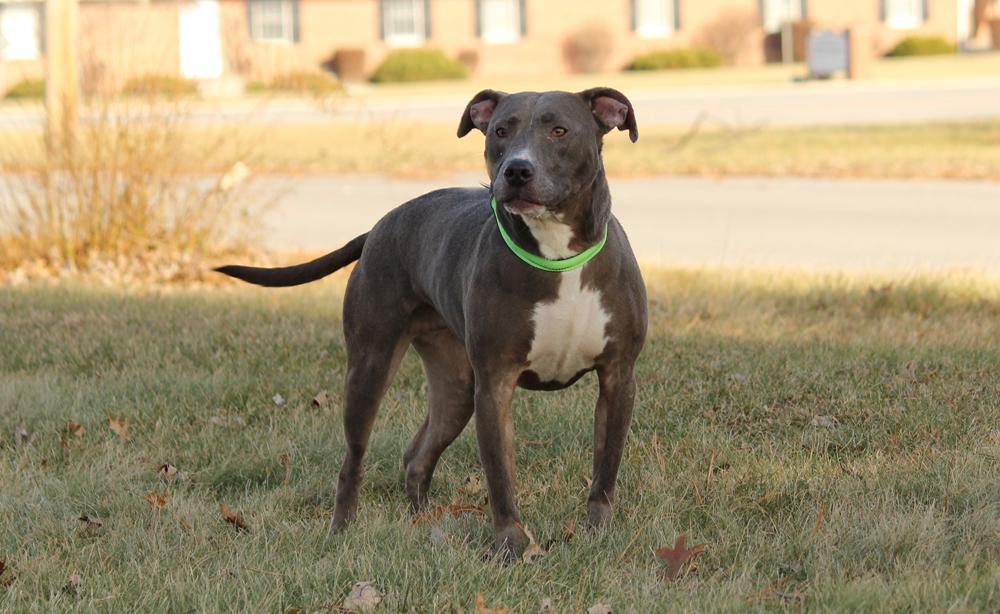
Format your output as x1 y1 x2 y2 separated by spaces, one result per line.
3 78 1000 128
259 174 1000 273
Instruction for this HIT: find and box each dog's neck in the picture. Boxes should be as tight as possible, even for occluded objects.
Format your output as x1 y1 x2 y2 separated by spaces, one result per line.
499 172 611 261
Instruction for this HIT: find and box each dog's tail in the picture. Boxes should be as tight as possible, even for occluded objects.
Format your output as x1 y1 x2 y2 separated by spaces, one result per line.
214 233 368 287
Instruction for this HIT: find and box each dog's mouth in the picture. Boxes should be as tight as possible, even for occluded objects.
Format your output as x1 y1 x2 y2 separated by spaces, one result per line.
502 199 546 217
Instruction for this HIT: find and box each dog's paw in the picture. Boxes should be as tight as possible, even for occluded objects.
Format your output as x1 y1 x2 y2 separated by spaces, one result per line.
587 500 614 529
485 524 529 564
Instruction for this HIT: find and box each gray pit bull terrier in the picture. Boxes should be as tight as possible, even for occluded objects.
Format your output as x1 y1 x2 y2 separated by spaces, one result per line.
216 87 648 555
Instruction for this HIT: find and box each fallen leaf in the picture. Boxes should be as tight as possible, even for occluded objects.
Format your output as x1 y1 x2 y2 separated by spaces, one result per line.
654 533 707 581
810 504 827 537
311 390 330 408
62 573 80 595
519 524 546 564
77 514 103 532
12 425 30 448
0 559 15 587
459 475 482 497
587 604 613 614
219 504 249 532
272 394 285 406
539 597 554 613
810 415 839 429
342 581 382 612
208 415 246 428
475 593 509 614
63 422 85 438
988 429 999 444
108 416 130 440
158 463 180 482
563 518 576 542
412 499 484 525
145 491 168 509
279 453 292 484
429 525 449 545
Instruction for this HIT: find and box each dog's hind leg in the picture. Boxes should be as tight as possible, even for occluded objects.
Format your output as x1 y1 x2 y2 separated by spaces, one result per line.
404 328 474 512
330 277 413 532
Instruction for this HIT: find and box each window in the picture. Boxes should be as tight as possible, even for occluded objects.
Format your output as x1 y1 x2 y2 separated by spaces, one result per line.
381 0 428 47
248 0 298 43
633 0 678 39
0 2 42 60
882 0 925 29
761 0 806 34
478 0 522 44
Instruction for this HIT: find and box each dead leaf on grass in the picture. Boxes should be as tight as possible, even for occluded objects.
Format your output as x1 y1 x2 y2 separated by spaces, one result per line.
587 604 613 614
219 504 249 532
61 573 81 595
77 514 104 533
145 491 168 509
342 581 382 612
311 390 330 408
412 499 484 525
0 559 15 587
474 593 509 614
158 463 181 482
429 524 449 545
563 518 576 542
459 474 482 497
12 425 30 448
208 415 246 428
654 533 707 581
519 523 546 564
810 415 839 429
63 422 85 438
108 416 130 440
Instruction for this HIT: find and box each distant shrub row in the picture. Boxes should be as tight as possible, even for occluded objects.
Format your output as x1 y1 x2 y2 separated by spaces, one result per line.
625 48 722 71
371 49 468 83
885 36 955 57
249 71 342 95
4 79 44 99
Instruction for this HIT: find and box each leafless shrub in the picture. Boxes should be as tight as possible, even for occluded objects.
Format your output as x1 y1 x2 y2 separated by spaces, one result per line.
694 9 760 66
0 94 269 284
563 22 615 74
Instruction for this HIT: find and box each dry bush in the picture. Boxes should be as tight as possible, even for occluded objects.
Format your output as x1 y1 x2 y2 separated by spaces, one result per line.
693 10 760 66
563 22 615 73
0 95 269 284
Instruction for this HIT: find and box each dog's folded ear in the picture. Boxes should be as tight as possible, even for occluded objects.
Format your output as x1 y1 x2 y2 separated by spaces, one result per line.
578 87 638 143
457 89 507 137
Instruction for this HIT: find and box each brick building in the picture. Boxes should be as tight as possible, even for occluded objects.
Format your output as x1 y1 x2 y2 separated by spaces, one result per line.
1 0 997 91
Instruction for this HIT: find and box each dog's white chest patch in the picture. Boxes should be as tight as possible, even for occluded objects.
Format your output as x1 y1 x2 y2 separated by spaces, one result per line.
526 268 610 384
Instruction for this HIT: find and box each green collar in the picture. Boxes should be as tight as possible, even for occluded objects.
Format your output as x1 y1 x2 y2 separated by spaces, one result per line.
491 197 607 273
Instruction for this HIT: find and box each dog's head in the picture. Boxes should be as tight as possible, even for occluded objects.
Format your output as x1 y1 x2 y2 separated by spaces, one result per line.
457 88 637 217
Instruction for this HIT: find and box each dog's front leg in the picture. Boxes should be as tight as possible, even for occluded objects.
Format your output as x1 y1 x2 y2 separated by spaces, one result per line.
588 363 637 528
473 373 529 556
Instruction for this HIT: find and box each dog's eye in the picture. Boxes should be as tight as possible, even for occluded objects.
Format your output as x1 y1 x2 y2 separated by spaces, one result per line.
495 126 508 138
551 126 567 137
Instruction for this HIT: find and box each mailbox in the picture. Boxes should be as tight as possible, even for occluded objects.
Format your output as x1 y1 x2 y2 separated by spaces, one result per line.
807 30 849 79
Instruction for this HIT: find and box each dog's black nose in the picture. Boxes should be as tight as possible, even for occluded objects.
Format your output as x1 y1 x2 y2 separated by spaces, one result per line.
503 159 535 186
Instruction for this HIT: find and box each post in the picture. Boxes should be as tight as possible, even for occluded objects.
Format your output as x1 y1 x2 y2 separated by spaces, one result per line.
781 0 794 64
45 0 79 141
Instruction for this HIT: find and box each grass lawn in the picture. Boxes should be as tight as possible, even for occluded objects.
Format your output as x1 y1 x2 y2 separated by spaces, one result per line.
4 118 1000 182
1 269 999 611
